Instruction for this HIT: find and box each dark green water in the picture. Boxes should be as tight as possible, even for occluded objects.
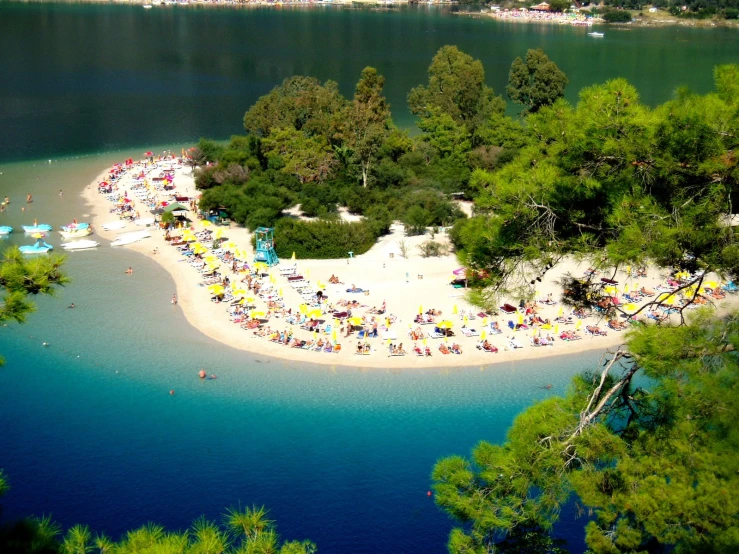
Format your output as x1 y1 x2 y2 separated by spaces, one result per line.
0 2 737 162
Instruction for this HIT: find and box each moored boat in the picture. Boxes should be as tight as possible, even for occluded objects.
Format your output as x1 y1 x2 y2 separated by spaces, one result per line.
61 239 99 250
0 226 12 235
588 32 604 37
22 224 53 233
60 221 90 233
111 230 151 246
60 227 93 239
102 221 127 231
19 239 53 254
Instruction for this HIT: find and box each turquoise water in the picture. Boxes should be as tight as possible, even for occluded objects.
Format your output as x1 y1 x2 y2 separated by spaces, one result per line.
0 152 602 551
2 2 739 161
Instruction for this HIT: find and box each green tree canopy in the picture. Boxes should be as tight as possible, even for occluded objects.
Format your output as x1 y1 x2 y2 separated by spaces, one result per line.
506 48 568 114
408 45 506 145
243 75 347 139
433 310 739 553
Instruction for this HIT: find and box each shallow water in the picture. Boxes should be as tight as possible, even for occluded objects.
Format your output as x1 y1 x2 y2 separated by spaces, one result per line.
0 153 602 551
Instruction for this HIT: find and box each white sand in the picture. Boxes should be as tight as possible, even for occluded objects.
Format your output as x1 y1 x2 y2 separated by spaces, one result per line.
81 158 738 369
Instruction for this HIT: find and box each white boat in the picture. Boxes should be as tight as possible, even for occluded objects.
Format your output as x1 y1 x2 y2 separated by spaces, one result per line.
134 217 156 226
111 230 151 247
0 226 12 235
588 32 604 37
102 221 127 231
60 228 93 239
19 239 53 254
143 4 153 8
61 240 99 250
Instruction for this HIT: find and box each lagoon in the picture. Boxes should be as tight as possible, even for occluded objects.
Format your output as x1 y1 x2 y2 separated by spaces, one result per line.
1 2 739 162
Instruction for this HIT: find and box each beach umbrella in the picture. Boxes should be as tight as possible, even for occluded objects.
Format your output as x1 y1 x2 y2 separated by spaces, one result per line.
558 306 564 317
624 284 630 293
576 320 583 330
250 311 266 319
419 305 423 314
332 329 337 342
706 281 718 289
518 314 524 325
224 241 238 250
207 284 225 296
482 317 488 326
231 289 247 297
624 303 638 312
254 262 268 272
279 288 283 297
422 338 427 346
299 304 307 314
306 309 322 319
200 220 211 227
532 328 538 337
214 228 225 239
605 286 616 295
453 304 458 315
555 324 559 334
481 330 487 340
348 317 363 326
463 315 469 324
437 320 454 329
542 324 552 330
291 252 296 261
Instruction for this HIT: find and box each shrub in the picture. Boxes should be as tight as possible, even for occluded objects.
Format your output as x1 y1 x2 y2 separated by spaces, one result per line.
602 10 634 22
274 219 379 260
418 240 448 258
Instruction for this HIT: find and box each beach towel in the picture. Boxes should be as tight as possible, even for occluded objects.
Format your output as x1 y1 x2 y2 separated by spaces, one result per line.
346 288 365 293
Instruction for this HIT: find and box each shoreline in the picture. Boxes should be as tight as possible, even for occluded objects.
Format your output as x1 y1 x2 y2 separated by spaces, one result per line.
80 157 737 370
80 163 640 369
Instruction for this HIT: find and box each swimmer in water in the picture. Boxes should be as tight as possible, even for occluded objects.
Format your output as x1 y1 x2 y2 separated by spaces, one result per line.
125 267 133 274
26 193 32 203
210 374 217 380
68 303 75 309
198 369 207 379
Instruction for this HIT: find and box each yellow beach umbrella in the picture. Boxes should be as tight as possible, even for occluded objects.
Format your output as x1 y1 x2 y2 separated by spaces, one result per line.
555 324 559 334
332 329 337 341
306 309 322 319
482 317 488 326
518 314 524 325
419 305 423 315
463 315 469 324
299 304 307 314
207 284 225 295
605 286 616 295
279 288 283 297
576 320 583 330
423 338 427 346
437 320 454 329
558 306 564 317
532 328 538 337
214 228 225 239
348 317 363 326
452 304 458 315
291 252 296 261
200 220 211 227
706 281 718 289
624 284 630 293
624 303 638 312
224 241 238 250
385 318 391 328
254 262 267 272
542 323 552 330
231 288 247 297
481 330 487 340
250 311 266 319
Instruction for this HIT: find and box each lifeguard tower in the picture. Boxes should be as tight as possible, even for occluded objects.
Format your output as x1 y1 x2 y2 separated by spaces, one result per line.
254 227 279 267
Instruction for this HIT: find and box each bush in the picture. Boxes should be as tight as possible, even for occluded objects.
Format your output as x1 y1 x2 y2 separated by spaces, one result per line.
418 240 448 258
403 205 432 236
274 219 379 259
601 10 634 22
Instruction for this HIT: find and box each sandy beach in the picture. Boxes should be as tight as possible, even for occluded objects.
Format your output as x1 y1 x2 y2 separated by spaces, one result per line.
80 158 737 369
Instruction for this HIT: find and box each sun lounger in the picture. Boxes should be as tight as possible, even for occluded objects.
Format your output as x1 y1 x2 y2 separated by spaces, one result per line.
428 331 444 339
461 328 479 337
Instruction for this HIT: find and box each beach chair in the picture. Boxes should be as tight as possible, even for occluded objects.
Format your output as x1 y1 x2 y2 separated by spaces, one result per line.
428 331 444 339
723 281 738 293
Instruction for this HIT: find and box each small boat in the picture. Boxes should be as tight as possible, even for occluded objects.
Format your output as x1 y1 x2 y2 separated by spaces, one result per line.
60 222 90 233
588 32 604 37
143 3 153 8
61 239 99 250
0 226 12 235
111 230 151 247
102 221 127 231
22 224 53 233
60 227 93 239
19 239 53 254
134 217 156 227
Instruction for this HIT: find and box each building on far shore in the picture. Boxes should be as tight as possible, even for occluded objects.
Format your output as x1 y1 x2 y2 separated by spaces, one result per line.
530 2 551 11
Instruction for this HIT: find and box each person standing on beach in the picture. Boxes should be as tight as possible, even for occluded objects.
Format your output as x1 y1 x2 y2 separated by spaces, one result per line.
172 294 177 305
26 193 32 203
